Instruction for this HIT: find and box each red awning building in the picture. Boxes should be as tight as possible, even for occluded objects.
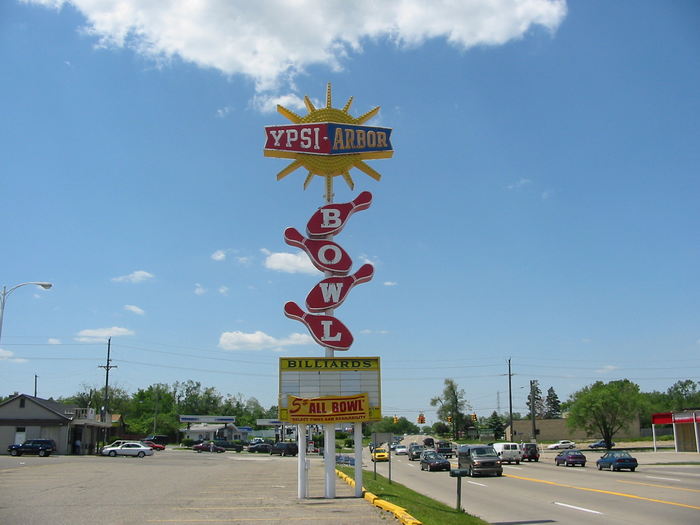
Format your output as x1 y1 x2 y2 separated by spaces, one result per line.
651 411 700 452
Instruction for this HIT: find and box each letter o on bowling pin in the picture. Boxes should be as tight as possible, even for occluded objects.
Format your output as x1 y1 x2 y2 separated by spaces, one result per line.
318 245 341 265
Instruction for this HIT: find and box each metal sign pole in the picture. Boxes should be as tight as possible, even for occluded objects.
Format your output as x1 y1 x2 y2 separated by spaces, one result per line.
354 422 363 497
297 424 307 499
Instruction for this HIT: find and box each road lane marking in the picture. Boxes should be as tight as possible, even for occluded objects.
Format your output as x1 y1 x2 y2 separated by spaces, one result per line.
646 475 681 482
554 502 602 514
467 481 487 487
503 465 523 470
504 473 700 510
618 480 700 493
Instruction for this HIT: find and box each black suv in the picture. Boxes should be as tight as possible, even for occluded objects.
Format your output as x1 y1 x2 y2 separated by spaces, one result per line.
521 443 540 462
8 439 56 457
270 442 298 456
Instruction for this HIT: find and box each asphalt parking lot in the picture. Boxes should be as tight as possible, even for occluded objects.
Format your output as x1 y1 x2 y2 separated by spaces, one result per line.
0 450 389 525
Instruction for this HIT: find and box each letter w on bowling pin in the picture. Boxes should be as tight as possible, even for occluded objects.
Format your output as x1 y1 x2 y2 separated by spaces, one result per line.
320 282 343 303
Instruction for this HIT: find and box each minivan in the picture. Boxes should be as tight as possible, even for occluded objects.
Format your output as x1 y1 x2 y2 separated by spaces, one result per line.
457 445 503 477
492 442 522 464
270 442 298 456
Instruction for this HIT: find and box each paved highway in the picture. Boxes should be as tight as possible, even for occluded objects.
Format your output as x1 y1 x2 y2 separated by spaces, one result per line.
371 440 700 524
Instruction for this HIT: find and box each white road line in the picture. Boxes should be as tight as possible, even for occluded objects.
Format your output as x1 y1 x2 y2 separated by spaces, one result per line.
646 475 681 482
467 481 487 487
554 502 603 514
503 465 523 470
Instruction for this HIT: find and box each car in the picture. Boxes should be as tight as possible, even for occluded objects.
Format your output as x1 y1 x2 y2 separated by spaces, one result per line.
193 442 225 453
589 439 615 449
520 443 540 462
423 437 435 449
457 445 503 477
407 444 424 461
436 440 454 458
371 447 389 462
555 449 587 467
394 444 408 455
247 442 273 453
492 442 522 464
419 450 451 472
101 442 154 457
596 450 638 472
141 440 165 451
213 440 244 452
144 434 169 446
547 440 576 450
7 439 54 457
270 442 298 456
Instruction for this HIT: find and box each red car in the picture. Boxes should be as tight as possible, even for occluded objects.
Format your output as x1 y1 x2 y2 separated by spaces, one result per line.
193 442 225 453
142 440 165 451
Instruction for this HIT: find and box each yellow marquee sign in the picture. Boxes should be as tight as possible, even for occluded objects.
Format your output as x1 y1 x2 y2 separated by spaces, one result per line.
286 393 370 424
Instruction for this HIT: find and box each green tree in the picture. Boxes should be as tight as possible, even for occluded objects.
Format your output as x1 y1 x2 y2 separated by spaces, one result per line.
526 380 545 418
59 383 131 416
544 386 562 418
432 421 450 436
485 411 505 440
666 380 700 410
566 379 643 448
430 378 470 440
366 416 419 436
126 383 178 437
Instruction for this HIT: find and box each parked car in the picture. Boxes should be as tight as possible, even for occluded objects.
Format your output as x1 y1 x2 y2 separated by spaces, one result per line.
270 442 298 456
248 442 273 453
193 441 225 453
420 450 451 471
7 439 54 457
407 444 424 461
457 445 503 477
589 439 615 449
101 442 154 457
520 443 540 462
141 440 165 451
547 440 576 450
555 450 587 467
492 442 522 464
596 450 638 472
436 441 454 458
213 440 244 452
144 434 169 446
371 447 389 462
394 444 408 455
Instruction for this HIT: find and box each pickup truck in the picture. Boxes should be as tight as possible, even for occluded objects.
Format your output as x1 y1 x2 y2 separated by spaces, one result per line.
436 440 454 458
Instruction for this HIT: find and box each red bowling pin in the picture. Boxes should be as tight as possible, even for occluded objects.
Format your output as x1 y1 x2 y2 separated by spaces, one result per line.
306 191 372 238
306 263 374 312
284 302 353 351
284 227 352 275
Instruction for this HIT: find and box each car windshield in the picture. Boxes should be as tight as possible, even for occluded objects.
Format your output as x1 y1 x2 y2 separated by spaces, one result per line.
610 451 632 458
472 447 497 457
375 448 387 453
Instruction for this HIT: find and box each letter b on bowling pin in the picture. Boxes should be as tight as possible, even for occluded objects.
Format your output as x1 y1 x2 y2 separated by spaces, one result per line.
321 208 341 229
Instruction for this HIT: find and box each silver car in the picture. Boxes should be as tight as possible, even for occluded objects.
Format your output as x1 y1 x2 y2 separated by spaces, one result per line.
101 442 154 458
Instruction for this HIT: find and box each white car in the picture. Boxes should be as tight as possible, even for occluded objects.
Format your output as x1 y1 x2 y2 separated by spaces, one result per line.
394 444 408 455
547 440 576 450
101 442 154 458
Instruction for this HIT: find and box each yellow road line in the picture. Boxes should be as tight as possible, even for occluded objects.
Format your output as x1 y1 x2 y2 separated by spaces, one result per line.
504 474 700 510
616 479 700 493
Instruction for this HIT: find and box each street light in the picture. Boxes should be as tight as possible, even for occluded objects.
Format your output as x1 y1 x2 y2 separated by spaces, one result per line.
0 282 53 344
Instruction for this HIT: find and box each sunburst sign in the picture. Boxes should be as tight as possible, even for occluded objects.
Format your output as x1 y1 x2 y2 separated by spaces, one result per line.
264 83 393 201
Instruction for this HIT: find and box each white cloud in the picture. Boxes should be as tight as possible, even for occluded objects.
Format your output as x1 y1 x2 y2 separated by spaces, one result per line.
48 338 61 344
124 304 145 315
0 348 27 363
215 106 233 118
541 189 554 200
236 256 252 265
383 281 398 286
218 286 229 296
359 329 390 335
111 270 154 283
596 365 618 374
218 330 312 351
29 1 566 98
507 178 532 190
75 326 134 343
211 249 227 261
194 283 207 295
262 248 318 275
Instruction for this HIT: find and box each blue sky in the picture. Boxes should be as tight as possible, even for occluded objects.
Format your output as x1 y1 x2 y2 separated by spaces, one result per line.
1 0 698 423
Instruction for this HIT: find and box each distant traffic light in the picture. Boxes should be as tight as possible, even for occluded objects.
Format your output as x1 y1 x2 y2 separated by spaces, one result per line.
393 415 399 424
417 413 426 424
471 413 478 423
447 416 452 423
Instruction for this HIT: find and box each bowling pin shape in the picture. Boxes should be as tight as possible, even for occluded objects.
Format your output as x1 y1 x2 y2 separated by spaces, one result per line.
284 301 353 351
306 263 374 312
306 191 373 238
284 227 352 275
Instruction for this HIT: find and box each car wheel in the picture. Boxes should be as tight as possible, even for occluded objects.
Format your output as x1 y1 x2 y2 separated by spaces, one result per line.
597 463 602 470
38 450 47 457
137 451 145 458
515 460 520 465
630 467 636 472
10 450 18 456
467 465 473 477
109 451 116 457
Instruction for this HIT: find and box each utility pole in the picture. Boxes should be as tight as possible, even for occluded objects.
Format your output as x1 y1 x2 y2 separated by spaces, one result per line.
98 338 117 447
34 374 38 397
508 358 513 440
529 380 538 442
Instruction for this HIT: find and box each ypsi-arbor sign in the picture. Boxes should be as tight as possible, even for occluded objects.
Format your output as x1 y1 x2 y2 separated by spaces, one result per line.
278 357 381 424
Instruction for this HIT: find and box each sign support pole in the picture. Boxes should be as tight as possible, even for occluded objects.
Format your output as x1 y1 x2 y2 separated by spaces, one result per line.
323 187 337 500
354 422 363 497
298 424 307 499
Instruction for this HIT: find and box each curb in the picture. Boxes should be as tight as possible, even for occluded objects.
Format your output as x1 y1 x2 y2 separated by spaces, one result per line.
335 469 422 525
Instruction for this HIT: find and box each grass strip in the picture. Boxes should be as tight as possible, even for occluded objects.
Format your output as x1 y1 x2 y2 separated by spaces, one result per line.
336 466 488 525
